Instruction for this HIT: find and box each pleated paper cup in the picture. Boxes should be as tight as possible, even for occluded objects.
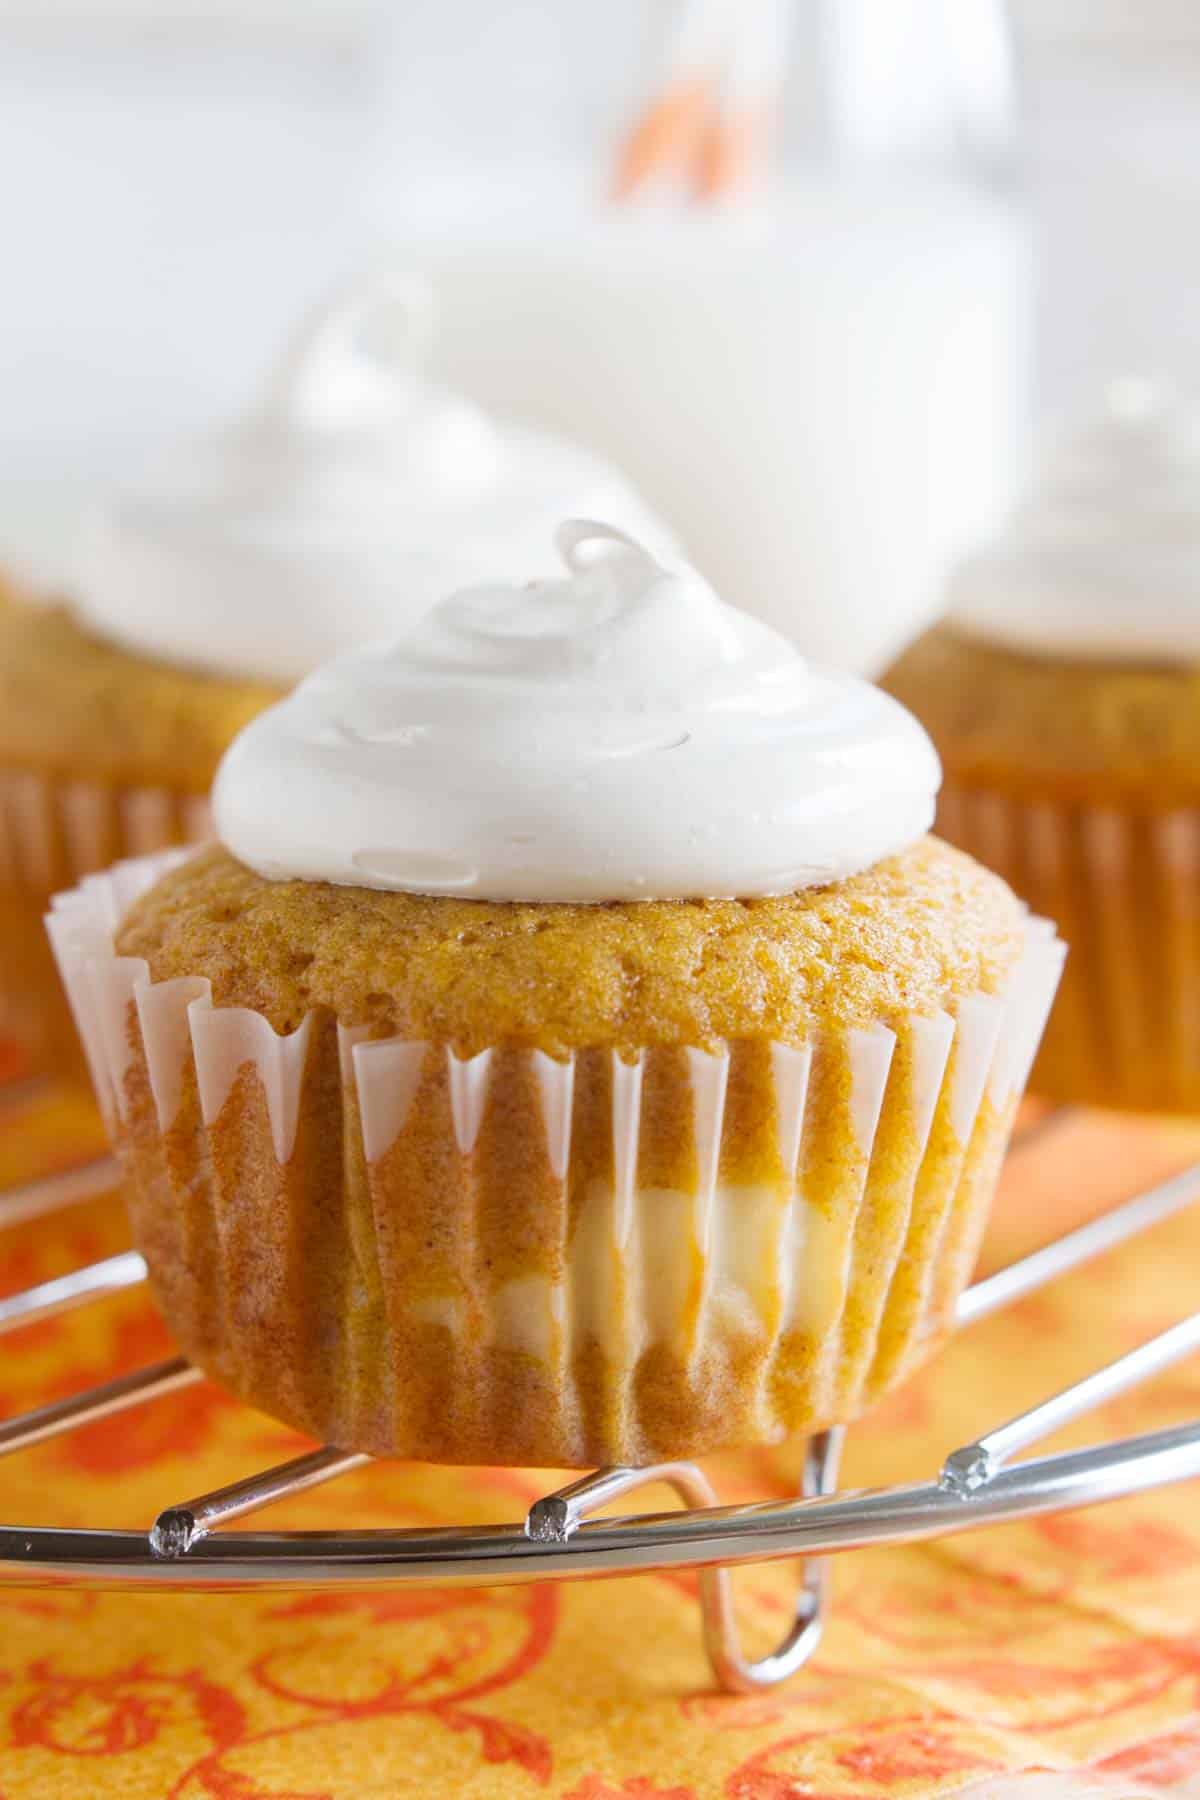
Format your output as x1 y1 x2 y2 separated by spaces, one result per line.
938 778 1199 1113
50 852 1064 1468
0 764 210 1079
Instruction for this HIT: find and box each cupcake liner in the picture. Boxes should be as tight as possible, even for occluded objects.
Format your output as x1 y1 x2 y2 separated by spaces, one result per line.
0 763 210 1078
0 887 86 1077
0 764 211 895
49 851 1064 1467
937 778 1197 1112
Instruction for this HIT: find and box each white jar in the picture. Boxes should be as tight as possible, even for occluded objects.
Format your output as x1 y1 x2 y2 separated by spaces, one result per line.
408 183 1027 675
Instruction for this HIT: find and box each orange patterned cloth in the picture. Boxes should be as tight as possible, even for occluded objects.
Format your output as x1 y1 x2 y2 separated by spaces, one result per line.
2 1082 1200 1799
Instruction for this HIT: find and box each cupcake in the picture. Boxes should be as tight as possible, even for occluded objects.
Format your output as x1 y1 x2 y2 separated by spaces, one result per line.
50 523 1063 1467
883 383 1200 1112
0 274 671 1077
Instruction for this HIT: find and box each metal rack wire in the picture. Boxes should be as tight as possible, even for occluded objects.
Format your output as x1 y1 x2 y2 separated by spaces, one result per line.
2 1153 1199 1694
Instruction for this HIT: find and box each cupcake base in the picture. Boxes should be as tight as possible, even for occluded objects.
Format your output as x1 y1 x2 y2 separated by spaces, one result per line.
0 586 270 1082
0 889 88 1080
0 763 210 1082
881 623 1200 1114
51 853 1063 1467
938 780 1199 1113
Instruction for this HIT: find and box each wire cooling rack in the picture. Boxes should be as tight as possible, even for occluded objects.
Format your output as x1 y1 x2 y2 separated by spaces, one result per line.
2 1147 1199 1694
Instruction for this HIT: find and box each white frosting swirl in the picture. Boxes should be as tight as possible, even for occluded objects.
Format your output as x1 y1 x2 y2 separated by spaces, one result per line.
74 275 671 685
213 522 940 902
952 381 1200 662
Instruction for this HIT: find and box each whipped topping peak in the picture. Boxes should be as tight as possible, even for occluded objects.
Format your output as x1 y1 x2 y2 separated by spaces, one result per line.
250 272 501 493
74 275 672 686
214 523 941 903
952 381 1200 662
414 522 756 690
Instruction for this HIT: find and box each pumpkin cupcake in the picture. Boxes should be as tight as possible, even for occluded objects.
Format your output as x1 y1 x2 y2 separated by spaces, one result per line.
51 523 1062 1466
0 275 670 1078
884 384 1200 1112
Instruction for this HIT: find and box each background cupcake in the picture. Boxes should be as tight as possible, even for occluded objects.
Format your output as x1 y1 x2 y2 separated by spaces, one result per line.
0 274 671 1077
51 523 1063 1467
884 384 1200 1113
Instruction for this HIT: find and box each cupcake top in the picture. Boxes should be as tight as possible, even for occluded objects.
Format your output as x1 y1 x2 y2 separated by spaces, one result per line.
74 275 671 686
115 836 1021 1053
951 381 1200 665
213 521 940 903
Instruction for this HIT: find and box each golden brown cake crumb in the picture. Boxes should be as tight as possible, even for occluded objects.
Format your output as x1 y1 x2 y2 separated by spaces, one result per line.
0 597 281 791
883 623 1200 805
116 836 1025 1056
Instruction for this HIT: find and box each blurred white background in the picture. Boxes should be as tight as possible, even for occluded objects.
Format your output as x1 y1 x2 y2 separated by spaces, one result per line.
0 0 996 465
0 1 1194 666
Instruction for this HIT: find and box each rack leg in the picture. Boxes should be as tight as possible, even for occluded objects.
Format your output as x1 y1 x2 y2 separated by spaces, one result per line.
527 1427 844 1693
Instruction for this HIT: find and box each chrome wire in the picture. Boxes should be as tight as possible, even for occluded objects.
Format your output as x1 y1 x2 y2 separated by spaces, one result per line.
958 1161 1200 1323
151 1446 370 1558
1 1419 1198 1591
0 1156 121 1231
0 1358 199 1456
942 1309 1200 1494
0 1249 148 1336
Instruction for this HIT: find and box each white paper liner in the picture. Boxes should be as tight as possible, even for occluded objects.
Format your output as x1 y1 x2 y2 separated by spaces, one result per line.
49 850 1066 1458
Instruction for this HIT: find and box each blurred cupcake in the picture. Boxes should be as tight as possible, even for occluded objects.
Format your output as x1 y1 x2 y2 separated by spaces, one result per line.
51 524 1062 1466
0 274 671 1077
884 383 1200 1112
